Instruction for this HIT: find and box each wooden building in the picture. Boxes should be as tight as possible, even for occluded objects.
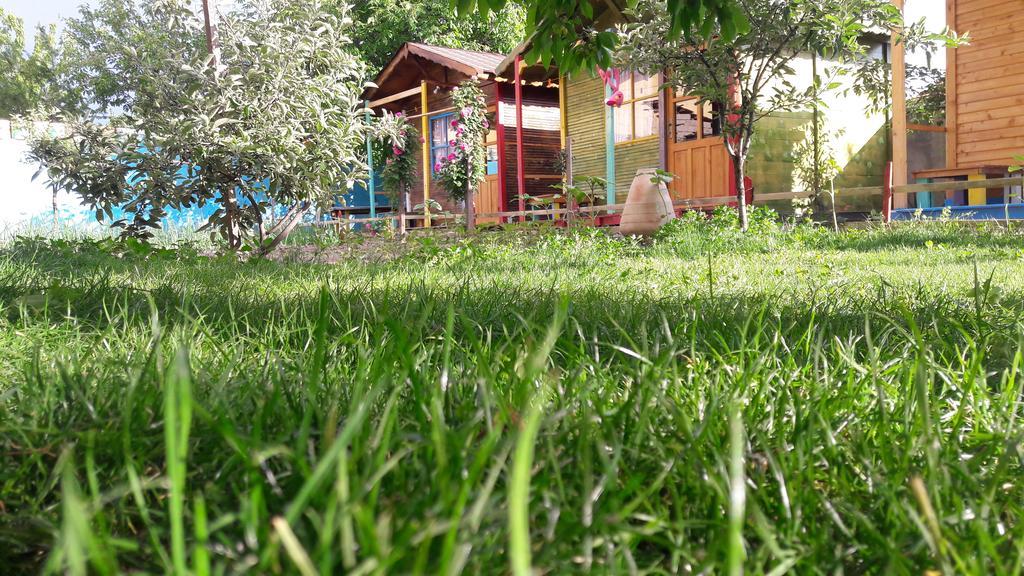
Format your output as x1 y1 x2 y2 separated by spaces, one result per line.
495 8 891 213
363 43 562 224
892 0 1024 214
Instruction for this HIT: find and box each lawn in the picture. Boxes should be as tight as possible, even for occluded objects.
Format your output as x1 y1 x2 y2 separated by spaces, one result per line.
2 217 1024 574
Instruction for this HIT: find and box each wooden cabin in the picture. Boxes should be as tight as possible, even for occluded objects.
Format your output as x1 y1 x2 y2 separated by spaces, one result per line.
496 9 891 214
363 43 562 224
892 0 1024 216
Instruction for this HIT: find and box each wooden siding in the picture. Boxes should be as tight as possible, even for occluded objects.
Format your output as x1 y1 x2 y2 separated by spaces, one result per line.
499 86 562 208
565 74 607 184
565 73 660 195
950 0 1024 167
614 140 660 193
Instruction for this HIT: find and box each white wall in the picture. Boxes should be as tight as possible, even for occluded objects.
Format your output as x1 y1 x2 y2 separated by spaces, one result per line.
0 120 92 234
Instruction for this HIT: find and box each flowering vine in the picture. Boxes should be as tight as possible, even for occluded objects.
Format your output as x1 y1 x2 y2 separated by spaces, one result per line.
374 111 419 209
434 80 489 203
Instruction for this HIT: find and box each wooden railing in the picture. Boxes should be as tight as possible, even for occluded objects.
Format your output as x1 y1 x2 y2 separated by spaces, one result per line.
315 195 740 233
315 169 1024 231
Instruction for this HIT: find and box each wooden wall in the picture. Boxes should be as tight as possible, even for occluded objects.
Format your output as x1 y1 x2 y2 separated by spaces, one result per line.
498 85 562 208
390 82 502 215
949 0 1024 167
565 74 607 184
564 73 660 196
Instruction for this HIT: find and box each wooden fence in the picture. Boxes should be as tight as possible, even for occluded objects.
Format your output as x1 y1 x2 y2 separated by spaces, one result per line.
315 166 1024 232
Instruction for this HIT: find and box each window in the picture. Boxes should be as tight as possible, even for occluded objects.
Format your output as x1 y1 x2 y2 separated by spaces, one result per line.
672 97 721 144
613 73 661 144
485 129 498 175
430 113 455 172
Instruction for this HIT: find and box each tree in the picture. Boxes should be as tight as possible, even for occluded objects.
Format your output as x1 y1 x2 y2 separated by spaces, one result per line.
24 0 369 254
0 8 64 117
346 0 526 71
458 0 746 73
793 113 841 231
616 0 960 230
906 67 944 126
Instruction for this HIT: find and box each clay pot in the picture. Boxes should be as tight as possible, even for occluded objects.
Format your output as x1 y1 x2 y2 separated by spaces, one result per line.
619 168 675 236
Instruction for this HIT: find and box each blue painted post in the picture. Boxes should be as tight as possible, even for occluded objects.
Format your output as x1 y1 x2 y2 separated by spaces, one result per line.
364 101 377 221
915 178 932 209
605 85 616 206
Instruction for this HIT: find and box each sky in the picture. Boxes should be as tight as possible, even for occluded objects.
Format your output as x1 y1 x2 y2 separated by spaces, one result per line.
2 0 946 67
0 0 91 43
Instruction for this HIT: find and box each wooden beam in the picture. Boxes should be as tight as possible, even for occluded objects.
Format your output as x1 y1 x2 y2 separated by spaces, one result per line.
421 80 432 228
893 176 1024 195
605 83 616 205
365 101 376 219
657 72 669 171
559 75 568 149
891 0 909 209
496 83 508 221
368 86 423 109
945 0 959 170
907 123 947 133
515 56 526 222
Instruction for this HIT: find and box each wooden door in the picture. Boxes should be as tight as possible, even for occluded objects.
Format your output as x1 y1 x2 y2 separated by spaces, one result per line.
477 130 501 223
667 93 730 200
477 176 501 223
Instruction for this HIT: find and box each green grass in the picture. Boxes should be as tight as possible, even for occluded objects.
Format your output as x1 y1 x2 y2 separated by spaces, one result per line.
2 219 1024 574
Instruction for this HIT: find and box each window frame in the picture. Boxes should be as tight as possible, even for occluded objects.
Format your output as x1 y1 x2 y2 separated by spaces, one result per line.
613 73 662 146
670 94 724 145
429 112 456 174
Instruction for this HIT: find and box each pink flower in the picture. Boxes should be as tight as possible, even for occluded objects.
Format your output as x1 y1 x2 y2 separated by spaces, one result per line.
434 162 442 171
482 119 489 129
447 153 456 161
451 119 459 128
395 112 404 118
419 136 426 143
461 107 473 118
459 143 467 151
393 146 403 156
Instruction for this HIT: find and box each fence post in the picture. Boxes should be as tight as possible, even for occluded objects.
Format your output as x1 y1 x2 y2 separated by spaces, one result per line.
565 136 575 226
882 161 893 224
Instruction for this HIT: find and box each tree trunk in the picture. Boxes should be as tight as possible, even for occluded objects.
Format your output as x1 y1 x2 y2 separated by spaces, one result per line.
223 187 242 250
257 203 308 256
732 151 749 232
52 189 59 229
465 159 476 232
397 187 407 235
829 180 839 233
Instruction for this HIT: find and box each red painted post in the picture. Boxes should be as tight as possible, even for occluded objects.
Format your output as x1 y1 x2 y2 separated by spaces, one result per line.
514 55 526 222
495 83 508 223
883 161 893 223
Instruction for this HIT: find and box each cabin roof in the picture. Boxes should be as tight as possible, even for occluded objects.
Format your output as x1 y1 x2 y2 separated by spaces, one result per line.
365 42 505 100
405 43 505 75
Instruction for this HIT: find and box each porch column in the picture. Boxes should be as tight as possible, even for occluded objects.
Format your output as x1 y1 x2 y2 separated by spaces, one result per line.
515 56 527 221
364 101 376 219
605 84 616 205
421 80 432 227
890 0 909 207
496 83 508 222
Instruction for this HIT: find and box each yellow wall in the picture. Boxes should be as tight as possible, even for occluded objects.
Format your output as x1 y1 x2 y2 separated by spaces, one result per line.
565 73 660 195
